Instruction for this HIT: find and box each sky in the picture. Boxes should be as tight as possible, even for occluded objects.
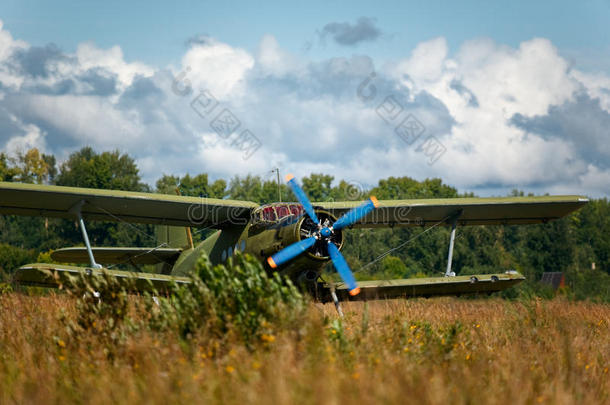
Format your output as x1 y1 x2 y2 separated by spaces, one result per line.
0 0 609 197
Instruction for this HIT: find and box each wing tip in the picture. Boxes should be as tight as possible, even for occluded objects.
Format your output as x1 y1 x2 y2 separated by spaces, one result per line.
370 196 379 208
349 286 361 296
285 174 295 182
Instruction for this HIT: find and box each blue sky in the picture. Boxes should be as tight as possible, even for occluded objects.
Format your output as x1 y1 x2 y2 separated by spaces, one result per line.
0 1 609 197
2 1 609 68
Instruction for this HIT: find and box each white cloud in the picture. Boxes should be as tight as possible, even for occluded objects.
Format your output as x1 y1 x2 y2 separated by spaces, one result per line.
4 123 46 156
391 37 449 90
256 35 304 77
20 94 143 148
180 38 254 99
457 38 577 117
385 36 610 194
0 20 28 89
0 20 27 62
571 69 610 113
76 42 154 89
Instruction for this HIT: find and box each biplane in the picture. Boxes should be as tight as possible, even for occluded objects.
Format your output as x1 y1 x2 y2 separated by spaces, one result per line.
0 176 588 306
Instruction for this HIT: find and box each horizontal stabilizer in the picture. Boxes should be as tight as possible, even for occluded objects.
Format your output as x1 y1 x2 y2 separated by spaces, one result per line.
13 263 191 292
319 272 525 302
51 247 182 265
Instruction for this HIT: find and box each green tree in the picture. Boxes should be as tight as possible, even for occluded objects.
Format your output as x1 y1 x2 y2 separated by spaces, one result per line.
371 176 458 199
0 243 38 282
53 148 152 248
381 255 408 278
14 148 50 184
156 173 226 198
302 174 334 202
0 153 18 181
228 174 293 204
56 147 147 191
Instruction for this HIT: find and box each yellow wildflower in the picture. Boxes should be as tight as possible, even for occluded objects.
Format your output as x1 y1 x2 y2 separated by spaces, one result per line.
261 334 276 343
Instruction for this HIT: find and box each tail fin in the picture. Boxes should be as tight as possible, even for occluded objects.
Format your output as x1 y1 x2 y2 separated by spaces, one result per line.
155 225 192 250
155 225 193 274
154 187 194 273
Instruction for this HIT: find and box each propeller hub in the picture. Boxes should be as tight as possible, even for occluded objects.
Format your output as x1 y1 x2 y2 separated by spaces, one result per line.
298 210 343 259
320 227 332 237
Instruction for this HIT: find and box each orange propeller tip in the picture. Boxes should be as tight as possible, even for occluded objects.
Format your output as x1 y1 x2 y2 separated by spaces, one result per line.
349 287 361 296
370 196 379 208
284 173 295 182
267 257 277 269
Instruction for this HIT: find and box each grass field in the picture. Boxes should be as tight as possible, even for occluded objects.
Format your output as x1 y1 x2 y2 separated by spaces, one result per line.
0 293 608 405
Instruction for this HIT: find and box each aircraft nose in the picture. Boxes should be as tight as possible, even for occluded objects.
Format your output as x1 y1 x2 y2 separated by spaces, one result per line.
320 227 332 237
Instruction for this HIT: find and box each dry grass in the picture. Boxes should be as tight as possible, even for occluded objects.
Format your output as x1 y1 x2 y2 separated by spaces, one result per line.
0 293 608 405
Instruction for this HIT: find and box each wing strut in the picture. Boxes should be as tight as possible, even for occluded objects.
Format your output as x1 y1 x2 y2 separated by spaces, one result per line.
444 211 462 277
69 200 102 269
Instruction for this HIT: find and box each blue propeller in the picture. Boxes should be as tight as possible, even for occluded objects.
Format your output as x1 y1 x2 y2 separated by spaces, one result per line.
267 174 379 296
285 174 319 224
327 241 359 294
267 236 316 268
332 197 378 231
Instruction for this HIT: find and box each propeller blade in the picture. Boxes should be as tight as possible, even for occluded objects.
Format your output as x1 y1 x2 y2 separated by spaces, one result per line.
285 174 319 224
267 236 317 269
332 196 379 231
327 242 360 296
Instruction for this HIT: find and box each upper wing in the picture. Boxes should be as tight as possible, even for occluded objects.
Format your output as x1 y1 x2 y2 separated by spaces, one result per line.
316 195 588 228
320 272 525 302
0 182 258 228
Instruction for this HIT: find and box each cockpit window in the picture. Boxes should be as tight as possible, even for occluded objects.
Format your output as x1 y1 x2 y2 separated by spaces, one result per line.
290 204 303 216
262 206 276 221
254 203 304 224
275 205 289 218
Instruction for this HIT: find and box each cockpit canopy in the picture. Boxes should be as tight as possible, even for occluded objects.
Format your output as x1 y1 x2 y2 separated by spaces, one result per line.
252 203 305 224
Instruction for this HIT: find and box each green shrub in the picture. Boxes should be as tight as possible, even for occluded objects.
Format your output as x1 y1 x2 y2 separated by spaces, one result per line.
0 243 37 282
145 252 307 347
59 269 138 359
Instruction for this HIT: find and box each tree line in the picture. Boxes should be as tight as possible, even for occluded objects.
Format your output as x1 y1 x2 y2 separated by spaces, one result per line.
1 147 609 301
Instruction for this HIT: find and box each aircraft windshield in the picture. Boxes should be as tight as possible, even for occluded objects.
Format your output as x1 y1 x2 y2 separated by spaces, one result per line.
254 203 304 223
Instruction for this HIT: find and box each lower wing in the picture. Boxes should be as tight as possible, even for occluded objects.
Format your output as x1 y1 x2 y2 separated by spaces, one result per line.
13 263 191 292
13 264 523 302
317 272 525 302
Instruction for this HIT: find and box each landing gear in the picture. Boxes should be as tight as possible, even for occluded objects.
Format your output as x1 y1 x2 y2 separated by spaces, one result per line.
299 272 344 317
330 286 344 317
